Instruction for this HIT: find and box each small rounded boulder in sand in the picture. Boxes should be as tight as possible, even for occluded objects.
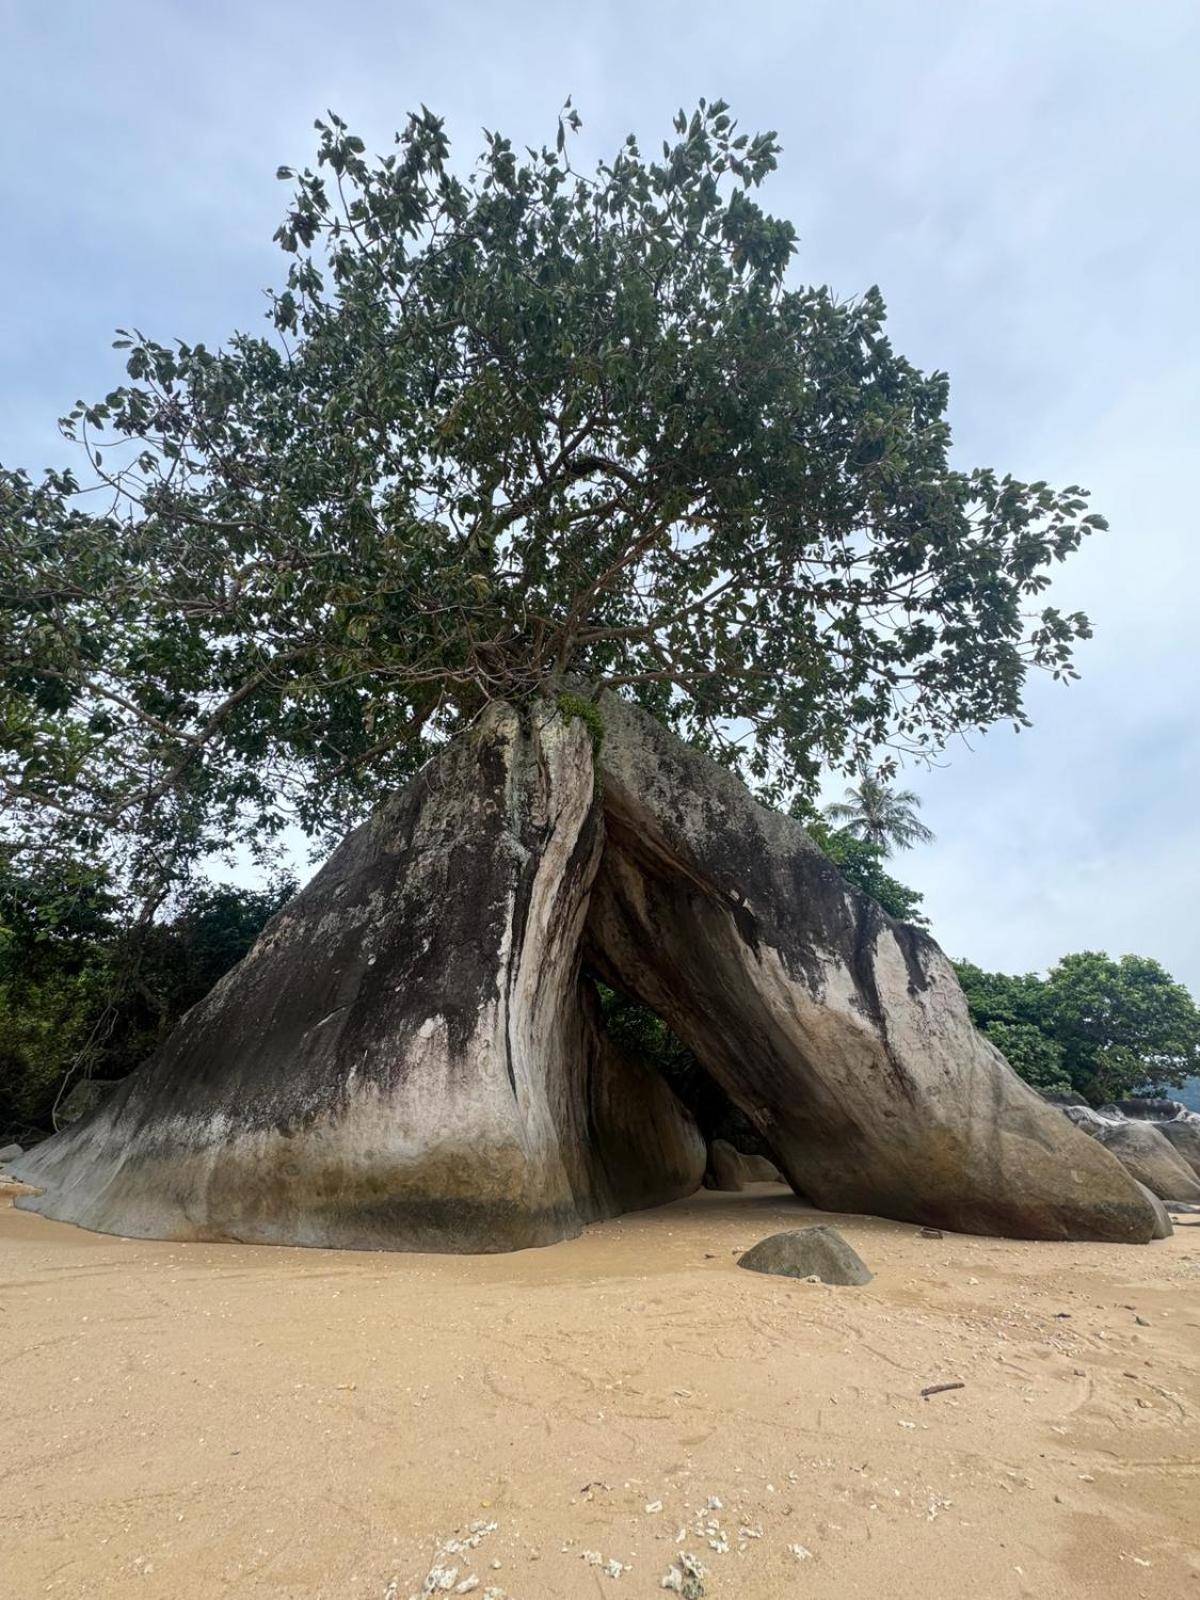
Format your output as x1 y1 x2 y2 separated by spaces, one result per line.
738 1225 873 1285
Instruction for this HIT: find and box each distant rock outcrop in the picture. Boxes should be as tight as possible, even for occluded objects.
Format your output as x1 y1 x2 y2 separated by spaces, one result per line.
705 1139 783 1191
1103 1098 1193 1122
13 695 1158 1250
1057 1109 1200 1203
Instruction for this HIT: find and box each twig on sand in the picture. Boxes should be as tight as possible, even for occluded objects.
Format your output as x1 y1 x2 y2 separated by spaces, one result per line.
920 1382 966 1399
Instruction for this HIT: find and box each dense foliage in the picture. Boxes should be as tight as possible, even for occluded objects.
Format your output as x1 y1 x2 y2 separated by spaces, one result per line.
0 858 292 1138
954 952 1200 1103
804 819 928 924
1 99 1101 910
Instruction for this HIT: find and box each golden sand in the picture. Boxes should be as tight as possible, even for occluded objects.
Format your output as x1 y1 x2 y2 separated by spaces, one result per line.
2 1186 1197 1598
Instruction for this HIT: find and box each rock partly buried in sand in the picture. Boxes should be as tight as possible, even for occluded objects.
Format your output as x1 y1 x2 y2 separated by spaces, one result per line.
588 693 1156 1244
706 1139 782 1191
1134 1182 1174 1239
1086 1120 1200 1204
13 693 1159 1252
738 1226 873 1286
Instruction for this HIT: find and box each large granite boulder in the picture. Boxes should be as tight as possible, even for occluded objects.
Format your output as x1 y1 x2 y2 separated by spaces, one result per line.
586 694 1155 1243
14 704 700 1251
1134 1181 1174 1240
1158 1120 1200 1179
1092 1098 1200 1182
15 694 1158 1250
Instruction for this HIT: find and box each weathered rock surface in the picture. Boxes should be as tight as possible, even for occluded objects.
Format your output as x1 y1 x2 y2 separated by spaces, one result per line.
1134 1181 1174 1239
738 1225 873 1285
0 1143 24 1163
739 1152 783 1184
705 1139 783 1191
14 705 700 1251
1088 1107 1200 1184
586 694 1156 1243
57 1080 120 1125
581 987 707 1216
1060 1104 1112 1135
1158 1120 1200 1179
15 693 1158 1250
1087 1120 1200 1203
1057 1100 1200 1201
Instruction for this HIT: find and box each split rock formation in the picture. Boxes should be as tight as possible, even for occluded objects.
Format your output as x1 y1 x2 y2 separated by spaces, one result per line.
14 695 1157 1248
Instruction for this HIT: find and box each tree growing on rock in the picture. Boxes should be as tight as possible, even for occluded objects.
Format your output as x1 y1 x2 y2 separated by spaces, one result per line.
1 99 1099 911
6 104 1152 1252
798 817 929 925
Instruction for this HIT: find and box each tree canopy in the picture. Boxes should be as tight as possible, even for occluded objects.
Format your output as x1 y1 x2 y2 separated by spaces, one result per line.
1 99 1102 904
954 952 1200 1103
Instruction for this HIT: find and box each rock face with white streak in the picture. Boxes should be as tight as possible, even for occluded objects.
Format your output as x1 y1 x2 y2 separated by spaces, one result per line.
14 703 702 1251
15 693 1157 1249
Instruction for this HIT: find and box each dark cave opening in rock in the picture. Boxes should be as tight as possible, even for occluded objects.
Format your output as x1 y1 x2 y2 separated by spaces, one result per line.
590 978 781 1173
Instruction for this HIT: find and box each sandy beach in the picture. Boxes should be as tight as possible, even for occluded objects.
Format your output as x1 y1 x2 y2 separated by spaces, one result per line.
2 1184 1197 1600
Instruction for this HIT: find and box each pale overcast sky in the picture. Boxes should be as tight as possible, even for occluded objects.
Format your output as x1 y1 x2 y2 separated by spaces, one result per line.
2 1 1197 989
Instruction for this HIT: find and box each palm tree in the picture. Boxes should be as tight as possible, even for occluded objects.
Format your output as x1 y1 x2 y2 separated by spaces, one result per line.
823 771 934 856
